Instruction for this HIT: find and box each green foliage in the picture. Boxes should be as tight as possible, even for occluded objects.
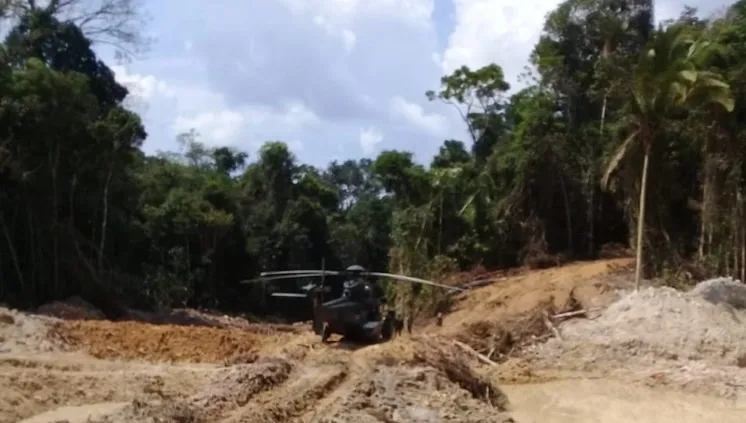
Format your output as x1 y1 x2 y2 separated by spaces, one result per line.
2 1 746 316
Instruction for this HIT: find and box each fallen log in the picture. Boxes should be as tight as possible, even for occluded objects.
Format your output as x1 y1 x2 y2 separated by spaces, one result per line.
453 340 498 366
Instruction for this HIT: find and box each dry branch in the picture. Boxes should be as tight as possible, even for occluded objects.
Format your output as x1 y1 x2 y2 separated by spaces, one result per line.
453 340 498 366
542 310 563 340
551 308 600 319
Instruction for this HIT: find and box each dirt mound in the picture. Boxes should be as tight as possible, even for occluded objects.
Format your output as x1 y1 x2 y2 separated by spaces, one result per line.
331 365 514 423
528 281 746 397
191 357 294 420
0 307 66 354
431 259 632 358
689 276 746 309
51 319 278 363
538 285 746 366
124 308 304 334
80 335 516 423
310 337 515 423
36 296 106 320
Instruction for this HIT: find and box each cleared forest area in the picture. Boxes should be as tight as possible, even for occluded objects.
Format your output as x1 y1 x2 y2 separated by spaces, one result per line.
4 0 746 421
2 259 746 422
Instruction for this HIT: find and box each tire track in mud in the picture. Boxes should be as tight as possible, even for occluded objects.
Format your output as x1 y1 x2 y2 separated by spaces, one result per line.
188 357 294 420
225 359 350 423
219 340 386 423
297 352 373 422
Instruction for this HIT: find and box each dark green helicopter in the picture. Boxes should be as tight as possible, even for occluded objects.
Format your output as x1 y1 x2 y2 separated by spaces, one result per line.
242 264 464 343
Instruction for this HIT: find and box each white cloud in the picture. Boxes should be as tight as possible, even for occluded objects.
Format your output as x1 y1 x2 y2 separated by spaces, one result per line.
172 101 320 146
99 0 456 165
101 0 735 168
281 0 434 28
313 15 357 52
359 127 383 154
111 65 320 149
441 0 560 91
172 110 245 145
389 96 449 136
441 0 733 93
111 65 174 102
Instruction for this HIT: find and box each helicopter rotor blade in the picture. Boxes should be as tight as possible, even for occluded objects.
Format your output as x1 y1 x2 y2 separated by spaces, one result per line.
461 278 498 289
366 272 465 292
259 270 340 276
270 292 308 298
240 273 328 284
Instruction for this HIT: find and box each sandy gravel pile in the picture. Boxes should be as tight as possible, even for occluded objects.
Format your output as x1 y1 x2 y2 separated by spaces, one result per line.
528 277 746 396
690 276 746 309
0 307 65 354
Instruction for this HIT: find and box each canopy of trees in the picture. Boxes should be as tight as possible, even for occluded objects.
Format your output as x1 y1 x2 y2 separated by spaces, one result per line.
1 1 744 318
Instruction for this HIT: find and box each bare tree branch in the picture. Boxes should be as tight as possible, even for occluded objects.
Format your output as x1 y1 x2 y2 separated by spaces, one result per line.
4 0 153 60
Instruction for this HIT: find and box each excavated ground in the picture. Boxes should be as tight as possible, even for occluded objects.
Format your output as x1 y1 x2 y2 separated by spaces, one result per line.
0 306 514 422
3 258 746 422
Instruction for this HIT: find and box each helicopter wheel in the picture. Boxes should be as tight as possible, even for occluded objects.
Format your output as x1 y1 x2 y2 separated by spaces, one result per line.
312 317 323 335
380 314 395 342
321 322 332 343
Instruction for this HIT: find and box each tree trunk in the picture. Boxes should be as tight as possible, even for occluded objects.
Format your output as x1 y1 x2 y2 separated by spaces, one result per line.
634 145 651 291
590 93 608 255
437 193 443 254
98 170 112 272
698 136 714 261
0 212 25 292
51 145 61 297
742 207 745 283
560 173 573 252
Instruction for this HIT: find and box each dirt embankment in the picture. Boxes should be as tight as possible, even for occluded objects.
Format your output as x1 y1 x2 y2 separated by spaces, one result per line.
428 258 634 366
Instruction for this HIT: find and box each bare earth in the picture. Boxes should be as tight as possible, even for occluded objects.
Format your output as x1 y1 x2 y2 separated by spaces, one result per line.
504 378 746 423
2 258 746 422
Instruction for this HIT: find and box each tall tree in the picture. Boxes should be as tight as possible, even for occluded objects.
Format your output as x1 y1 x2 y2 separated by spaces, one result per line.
602 23 735 290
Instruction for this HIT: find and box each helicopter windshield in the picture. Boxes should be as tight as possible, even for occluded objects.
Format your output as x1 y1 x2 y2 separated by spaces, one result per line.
342 277 368 299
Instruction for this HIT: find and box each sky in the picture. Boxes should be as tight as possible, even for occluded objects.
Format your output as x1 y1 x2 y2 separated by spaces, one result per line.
100 0 732 168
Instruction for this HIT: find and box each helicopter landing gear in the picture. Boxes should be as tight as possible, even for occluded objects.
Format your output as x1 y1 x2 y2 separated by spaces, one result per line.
380 312 396 342
321 322 332 343
312 316 324 335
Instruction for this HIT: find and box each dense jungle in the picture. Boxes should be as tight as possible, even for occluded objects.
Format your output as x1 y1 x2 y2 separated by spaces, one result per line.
1 0 744 321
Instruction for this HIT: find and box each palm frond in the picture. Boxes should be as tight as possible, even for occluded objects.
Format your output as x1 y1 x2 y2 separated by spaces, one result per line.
601 130 640 191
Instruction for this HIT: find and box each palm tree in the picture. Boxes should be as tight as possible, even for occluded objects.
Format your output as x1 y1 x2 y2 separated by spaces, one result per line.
601 23 735 290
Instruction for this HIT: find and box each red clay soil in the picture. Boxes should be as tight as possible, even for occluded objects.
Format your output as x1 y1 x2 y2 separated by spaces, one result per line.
50 319 289 363
429 258 636 361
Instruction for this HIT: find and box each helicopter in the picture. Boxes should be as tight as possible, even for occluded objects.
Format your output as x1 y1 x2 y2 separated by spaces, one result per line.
242 264 464 344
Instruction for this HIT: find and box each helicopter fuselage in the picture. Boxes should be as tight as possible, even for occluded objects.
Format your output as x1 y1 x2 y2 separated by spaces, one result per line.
313 279 390 341
245 264 461 344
